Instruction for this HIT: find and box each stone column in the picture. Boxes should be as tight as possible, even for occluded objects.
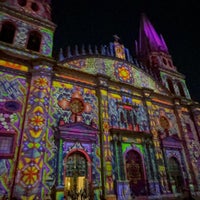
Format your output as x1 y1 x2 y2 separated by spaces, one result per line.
144 138 161 195
142 89 161 195
112 134 121 181
118 136 126 181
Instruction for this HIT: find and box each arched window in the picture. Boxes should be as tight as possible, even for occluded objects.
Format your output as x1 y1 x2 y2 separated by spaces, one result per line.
151 55 158 66
162 58 167 65
0 22 16 44
167 78 175 94
125 150 146 196
177 82 185 97
168 157 184 193
27 31 41 52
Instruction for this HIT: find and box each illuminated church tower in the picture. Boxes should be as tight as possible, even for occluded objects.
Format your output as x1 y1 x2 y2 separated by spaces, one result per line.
135 13 200 196
135 13 190 99
0 0 56 199
1 2 200 200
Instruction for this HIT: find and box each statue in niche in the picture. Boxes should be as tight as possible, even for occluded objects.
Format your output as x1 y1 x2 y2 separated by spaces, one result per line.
127 110 133 129
119 111 127 128
126 110 137 130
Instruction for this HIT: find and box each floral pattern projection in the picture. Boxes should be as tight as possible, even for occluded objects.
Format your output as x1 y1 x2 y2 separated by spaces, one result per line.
112 61 165 94
0 71 28 196
148 102 181 193
62 58 167 95
51 82 98 127
50 81 101 192
13 66 52 199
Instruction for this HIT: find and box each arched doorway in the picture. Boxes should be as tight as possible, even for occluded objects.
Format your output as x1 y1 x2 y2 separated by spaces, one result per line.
125 150 146 196
168 157 183 193
65 151 89 199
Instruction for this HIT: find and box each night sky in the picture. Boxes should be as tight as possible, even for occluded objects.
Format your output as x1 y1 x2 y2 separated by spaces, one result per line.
51 1 200 102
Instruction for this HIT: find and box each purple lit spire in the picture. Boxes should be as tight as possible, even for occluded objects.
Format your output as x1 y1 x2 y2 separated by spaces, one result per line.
136 13 168 56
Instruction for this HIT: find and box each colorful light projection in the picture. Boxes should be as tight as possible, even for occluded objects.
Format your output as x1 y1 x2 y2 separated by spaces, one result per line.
0 60 28 72
114 142 150 196
147 102 189 193
151 106 179 137
68 59 86 69
51 82 98 127
108 94 149 132
50 81 101 197
99 88 115 193
41 27 54 56
0 14 53 57
13 65 52 199
160 72 191 99
138 14 169 54
0 72 28 196
62 58 166 95
113 40 126 59
126 149 146 195
114 62 133 84
178 110 200 185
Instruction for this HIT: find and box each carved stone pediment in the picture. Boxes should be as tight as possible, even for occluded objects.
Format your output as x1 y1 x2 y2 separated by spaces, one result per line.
58 122 99 142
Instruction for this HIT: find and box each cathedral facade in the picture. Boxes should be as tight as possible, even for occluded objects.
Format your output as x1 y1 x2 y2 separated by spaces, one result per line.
0 1 200 200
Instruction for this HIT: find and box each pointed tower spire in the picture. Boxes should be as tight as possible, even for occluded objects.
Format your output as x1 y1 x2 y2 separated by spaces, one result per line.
135 13 191 99
136 13 176 71
138 13 168 56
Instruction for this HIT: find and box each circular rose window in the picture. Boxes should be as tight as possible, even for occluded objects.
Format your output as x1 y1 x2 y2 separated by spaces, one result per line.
70 98 84 114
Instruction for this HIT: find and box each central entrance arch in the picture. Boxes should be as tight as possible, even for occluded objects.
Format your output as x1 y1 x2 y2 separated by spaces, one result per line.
54 121 98 199
125 149 146 196
64 150 91 199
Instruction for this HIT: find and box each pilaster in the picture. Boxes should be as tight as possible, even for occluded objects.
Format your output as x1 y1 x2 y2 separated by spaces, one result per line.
174 98 200 192
13 59 54 199
142 89 167 194
96 74 116 199
142 89 161 195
